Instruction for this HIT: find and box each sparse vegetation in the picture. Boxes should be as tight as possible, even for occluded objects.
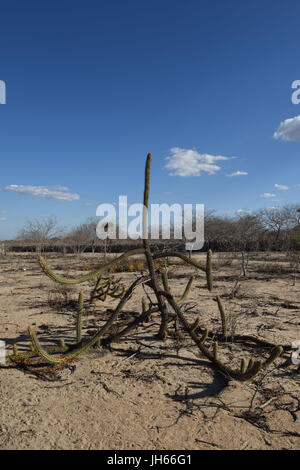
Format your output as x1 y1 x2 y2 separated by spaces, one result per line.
1 155 299 451
2 154 292 385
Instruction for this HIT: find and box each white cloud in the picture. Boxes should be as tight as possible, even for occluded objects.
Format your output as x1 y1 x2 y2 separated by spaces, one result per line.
0 211 8 214
268 206 279 210
273 115 300 141
5 185 79 201
236 209 250 214
0 217 7 221
164 147 234 177
52 185 69 191
274 184 289 190
227 171 248 177
260 193 276 198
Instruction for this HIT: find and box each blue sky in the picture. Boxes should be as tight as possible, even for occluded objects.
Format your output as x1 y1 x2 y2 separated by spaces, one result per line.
1 0 300 239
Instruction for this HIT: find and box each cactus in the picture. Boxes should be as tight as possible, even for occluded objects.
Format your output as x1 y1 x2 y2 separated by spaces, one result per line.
39 248 145 285
216 295 227 339
177 276 194 305
206 249 213 292
190 317 200 333
6 344 68 365
142 153 169 339
90 275 124 303
2 152 287 384
262 346 283 369
76 291 83 343
199 327 208 344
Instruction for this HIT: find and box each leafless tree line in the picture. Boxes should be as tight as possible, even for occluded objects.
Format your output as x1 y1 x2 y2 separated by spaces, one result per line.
9 204 300 254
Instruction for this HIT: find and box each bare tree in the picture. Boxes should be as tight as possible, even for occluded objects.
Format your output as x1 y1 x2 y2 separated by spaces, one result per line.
256 205 299 248
204 214 236 250
18 216 63 253
66 217 123 259
65 217 98 255
232 214 263 276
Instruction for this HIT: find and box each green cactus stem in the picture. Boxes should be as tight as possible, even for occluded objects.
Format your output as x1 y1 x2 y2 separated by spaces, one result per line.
216 295 227 339
199 327 208 344
142 153 168 339
262 346 283 369
39 250 206 286
5 344 69 365
39 248 145 285
190 317 200 333
206 249 213 292
159 290 281 382
240 358 247 374
177 276 194 305
76 291 83 343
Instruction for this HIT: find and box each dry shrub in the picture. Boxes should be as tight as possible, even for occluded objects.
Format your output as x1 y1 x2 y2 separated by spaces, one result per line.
256 263 292 275
47 285 75 311
215 252 234 270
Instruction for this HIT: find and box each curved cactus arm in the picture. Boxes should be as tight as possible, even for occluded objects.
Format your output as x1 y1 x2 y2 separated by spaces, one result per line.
39 250 207 286
28 306 119 364
159 253 205 272
29 328 70 364
153 251 206 273
39 248 145 284
191 327 291 352
159 290 282 382
262 346 283 369
177 276 194 305
28 273 152 364
5 344 69 366
162 270 194 306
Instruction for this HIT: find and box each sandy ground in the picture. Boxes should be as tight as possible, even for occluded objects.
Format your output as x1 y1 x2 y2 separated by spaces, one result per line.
0 251 299 450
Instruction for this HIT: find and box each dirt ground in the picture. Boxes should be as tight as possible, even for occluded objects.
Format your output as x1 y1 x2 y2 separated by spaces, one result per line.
0 251 299 450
